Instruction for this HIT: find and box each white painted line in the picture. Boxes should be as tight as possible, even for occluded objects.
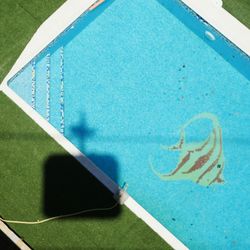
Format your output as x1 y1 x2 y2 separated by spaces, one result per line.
0 221 31 250
124 197 188 250
1 0 250 249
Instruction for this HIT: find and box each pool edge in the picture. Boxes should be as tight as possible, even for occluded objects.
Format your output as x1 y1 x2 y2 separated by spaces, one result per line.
0 221 31 250
1 82 188 250
182 0 250 56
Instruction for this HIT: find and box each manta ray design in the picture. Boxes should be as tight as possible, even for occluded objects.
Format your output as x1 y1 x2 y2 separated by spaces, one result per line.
150 113 225 186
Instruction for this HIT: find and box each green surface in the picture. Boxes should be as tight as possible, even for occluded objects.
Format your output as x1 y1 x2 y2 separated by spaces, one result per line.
223 0 250 28
0 1 170 249
0 0 65 82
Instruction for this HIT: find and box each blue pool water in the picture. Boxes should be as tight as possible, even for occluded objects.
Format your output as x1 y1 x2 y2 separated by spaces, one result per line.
8 0 250 249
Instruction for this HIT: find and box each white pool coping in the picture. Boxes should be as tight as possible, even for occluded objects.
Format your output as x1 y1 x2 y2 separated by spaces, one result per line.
182 0 250 56
0 221 31 250
1 0 250 249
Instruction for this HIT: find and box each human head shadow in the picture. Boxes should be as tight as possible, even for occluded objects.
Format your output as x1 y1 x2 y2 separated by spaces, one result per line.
44 113 121 218
71 114 96 152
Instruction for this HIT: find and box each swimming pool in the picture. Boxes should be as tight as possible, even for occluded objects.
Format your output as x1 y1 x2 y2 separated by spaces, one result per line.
7 0 250 249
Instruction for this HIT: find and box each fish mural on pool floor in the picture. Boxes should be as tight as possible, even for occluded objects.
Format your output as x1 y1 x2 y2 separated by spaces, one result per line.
150 113 225 186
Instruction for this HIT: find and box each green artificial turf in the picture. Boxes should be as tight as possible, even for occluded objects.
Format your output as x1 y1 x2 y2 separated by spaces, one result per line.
0 0 65 83
223 0 250 28
0 1 170 249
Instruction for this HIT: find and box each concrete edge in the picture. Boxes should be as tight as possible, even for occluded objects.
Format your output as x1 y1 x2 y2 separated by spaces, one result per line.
0 221 31 250
2 81 188 250
182 0 250 56
125 197 188 250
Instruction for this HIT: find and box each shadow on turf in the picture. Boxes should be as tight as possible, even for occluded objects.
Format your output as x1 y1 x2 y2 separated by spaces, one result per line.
0 230 19 250
43 154 120 218
43 114 121 219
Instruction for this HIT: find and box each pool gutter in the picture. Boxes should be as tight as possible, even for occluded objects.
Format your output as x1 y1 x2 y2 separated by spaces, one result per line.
1 0 250 249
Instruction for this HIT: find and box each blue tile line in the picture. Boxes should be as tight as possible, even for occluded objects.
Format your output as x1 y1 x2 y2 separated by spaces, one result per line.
60 47 65 134
46 53 51 121
31 60 36 109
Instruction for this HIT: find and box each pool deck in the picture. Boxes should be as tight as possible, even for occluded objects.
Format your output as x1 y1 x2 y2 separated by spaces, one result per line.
1 0 250 249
